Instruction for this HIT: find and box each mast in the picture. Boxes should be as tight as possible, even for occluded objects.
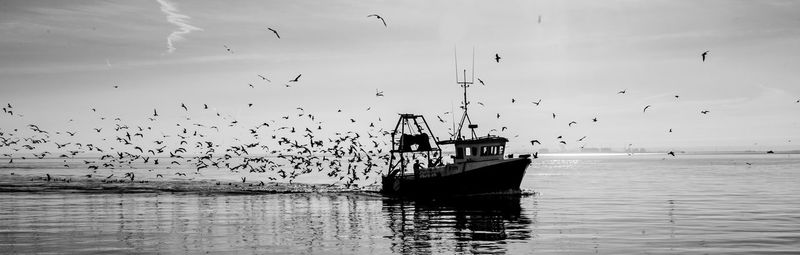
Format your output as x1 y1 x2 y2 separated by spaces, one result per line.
453 48 478 140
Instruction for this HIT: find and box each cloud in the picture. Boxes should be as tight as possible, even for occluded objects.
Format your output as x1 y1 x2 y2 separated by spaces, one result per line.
156 0 202 54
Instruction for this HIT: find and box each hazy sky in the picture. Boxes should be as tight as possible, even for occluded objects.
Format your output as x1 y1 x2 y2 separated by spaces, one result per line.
1 0 799 152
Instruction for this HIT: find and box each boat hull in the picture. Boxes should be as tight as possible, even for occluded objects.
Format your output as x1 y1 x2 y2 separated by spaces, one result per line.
381 158 531 197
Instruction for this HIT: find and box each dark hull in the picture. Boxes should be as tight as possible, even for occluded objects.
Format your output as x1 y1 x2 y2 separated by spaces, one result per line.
381 158 531 197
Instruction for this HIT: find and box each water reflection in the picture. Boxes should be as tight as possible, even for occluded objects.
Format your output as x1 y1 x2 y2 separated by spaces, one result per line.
382 196 533 254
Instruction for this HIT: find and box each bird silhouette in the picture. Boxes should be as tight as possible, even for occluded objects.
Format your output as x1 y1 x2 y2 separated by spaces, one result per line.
153 109 158 117
181 103 188 111
494 53 501 63
618 89 627 94
477 78 485 86
530 140 541 145
532 99 541 106
552 113 556 119
289 74 301 82
700 110 710 114
367 14 387 27
375 90 384 97
701 51 709 62
568 121 577 127
643 105 652 113
592 117 598 122
267 27 280 38
667 151 676 156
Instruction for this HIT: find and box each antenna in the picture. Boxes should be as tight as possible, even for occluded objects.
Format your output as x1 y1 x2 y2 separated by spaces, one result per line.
454 46 458 83
471 47 475 83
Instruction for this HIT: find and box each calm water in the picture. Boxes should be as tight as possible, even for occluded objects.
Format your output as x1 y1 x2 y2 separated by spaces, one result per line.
2 154 800 254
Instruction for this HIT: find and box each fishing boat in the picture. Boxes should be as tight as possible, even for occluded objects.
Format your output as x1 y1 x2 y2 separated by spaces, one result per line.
381 69 532 197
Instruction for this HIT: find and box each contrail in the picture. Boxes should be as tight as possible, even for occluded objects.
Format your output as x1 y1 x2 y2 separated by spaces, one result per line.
156 0 202 54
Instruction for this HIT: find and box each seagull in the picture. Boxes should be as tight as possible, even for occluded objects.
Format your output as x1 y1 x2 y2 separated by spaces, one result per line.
367 14 387 27
592 117 598 122
289 74 301 82
700 110 710 114
375 90 384 97
257 74 271 82
701 51 709 62
643 105 652 113
559 141 567 145
577 136 587 142
568 121 577 127
495 53 501 63
552 113 556 119
267 27 280 39
669 128 673 133
181 103 188 111
667 151 676 157
496 113 500 119
224 45 233 54
618 89 627 94
153 109 158 117
477 78 485 86
675 95 680 99
530 140 541 145
532 99 541 106
511 98 516 103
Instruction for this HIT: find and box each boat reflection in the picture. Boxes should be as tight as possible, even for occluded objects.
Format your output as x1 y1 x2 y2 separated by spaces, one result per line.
382 195 533 254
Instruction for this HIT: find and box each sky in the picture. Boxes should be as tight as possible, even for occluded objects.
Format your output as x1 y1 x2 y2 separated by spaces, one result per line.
1 0 800 153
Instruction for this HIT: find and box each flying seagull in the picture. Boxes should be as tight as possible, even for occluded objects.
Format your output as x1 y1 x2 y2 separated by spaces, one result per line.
289 74 301 82
618 89 627 94
367 14 387 27
568 121 577 127
375 90 384 97
530 140 541 145
267 27 280 39
701 51 709 62
643 105 652 113
495 53 501 63
477 78 485 86
700 110 710 114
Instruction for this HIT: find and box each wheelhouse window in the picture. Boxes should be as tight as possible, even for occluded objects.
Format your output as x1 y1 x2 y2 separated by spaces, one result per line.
465 147 472 156
456 147 464 159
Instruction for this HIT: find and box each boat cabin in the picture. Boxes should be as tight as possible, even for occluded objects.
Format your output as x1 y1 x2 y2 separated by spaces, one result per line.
439 136 507 163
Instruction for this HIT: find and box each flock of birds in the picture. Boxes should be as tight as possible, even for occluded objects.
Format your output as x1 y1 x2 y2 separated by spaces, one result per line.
1 13 799 189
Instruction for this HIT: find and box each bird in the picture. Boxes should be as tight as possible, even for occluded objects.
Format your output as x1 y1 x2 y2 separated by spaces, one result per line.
552 113 556 119
618 89 627 94
643 105 652 113
700 110 710 114
496 113 500 119
494 53 501 63
577 136 587 142
153 109 158 117
667 151 676 157
375 90 384 97
224 45 233 53
367 14 387 27
477 78 485 86
289 74 301 82
530 140 541 145
511 98 516 103
669 128 673 133
181 103 188 111
701 51 709 62
568 121 577 127
532 99 541 106
675 95 680 99
257 74 271 82
592 117 598 122
267 27 280 39
559 141 567 145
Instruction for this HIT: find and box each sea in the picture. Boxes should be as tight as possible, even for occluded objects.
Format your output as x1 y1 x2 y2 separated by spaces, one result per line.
1 153 799 254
